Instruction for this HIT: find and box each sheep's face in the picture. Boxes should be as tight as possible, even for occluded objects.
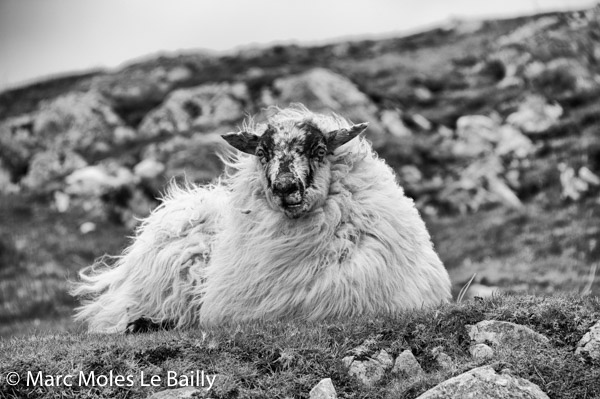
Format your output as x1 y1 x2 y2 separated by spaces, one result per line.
222 120 367 219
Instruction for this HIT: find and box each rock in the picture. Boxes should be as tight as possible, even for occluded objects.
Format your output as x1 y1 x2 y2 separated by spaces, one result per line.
431 348 453 370
114 125 138 144
134 158 166 180
65 164 136 196
166 66 194 84
0 159 19 194
79 222 97 234
146 387 203 399
54 191 70 213
559 163 600 201
575 320 600 362
525 58 598 96
495 125 535 158
506 95 562 134
140 134 224 184
579 167 600 186
347 358 385 386
309 378 337 399
0 115 38 181
380 109 412 137
468 320 549 346
32 92 123 154
453 115 534 159
487 175 523 209
20 150 88 191
346 349 393 386
269 68 384 137
442 156 522 212
138 82 250 138
412 114 433 131
497 75 524 89
415 365 550 399
399 165 423 187
470 343 494 359
453 115 497 157
96 64 196 111
342 356 354 368
456 115 498 143
375 349 394 369
392 349 424 378
0 91 130 188
414 86 434 103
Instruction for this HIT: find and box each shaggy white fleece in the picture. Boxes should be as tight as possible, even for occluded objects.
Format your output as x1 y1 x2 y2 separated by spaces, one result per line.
72 106 451 332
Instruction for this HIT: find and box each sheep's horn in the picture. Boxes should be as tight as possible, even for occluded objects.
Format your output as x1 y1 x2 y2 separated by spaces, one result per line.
221 132 260 155
326 122 368 151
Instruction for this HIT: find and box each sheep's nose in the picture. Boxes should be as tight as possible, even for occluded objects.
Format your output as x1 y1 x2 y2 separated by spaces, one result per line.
273 174 299 196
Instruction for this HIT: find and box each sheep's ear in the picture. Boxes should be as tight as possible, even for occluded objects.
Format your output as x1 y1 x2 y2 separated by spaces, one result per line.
325 122 368 152
221 132 260 155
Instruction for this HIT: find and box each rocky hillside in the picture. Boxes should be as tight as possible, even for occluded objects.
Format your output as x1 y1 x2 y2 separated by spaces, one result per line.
0 7 599 336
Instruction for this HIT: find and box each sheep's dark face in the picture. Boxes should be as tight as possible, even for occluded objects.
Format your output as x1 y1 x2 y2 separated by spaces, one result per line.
222 120 367 219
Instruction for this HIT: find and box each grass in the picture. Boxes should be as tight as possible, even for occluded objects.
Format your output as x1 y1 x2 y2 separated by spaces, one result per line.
0 193 130 337
1 294 599 399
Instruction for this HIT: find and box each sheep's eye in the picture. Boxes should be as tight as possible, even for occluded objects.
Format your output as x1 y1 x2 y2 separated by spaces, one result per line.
256 148 268 164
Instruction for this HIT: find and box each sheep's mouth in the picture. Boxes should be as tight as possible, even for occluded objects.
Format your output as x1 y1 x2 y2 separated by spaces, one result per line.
282 190 303 207
277 188 308 218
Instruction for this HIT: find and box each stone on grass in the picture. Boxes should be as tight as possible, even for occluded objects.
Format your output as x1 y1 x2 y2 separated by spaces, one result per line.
346 349 393 386
392 349 424 378
342 355 354 368
309 378 337 399
468 320 549 346
470 343 494 359
575 320 600 362
375 349 394 369
415 365 549 399
433 351 453 370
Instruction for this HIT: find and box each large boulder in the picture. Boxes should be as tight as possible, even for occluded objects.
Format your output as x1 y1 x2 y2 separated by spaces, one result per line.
140 133 225 185
31 92 124 154
416 366 549 399
266 68 385 137
20 149 87 191
468 320 549 346
575 320 600 363
138 82 250 139
0 91 128 183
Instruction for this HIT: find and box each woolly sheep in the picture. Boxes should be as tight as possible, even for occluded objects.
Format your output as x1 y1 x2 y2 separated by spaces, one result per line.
72 104 451 332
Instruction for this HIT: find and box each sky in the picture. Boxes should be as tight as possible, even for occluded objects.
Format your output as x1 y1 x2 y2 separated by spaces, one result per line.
0 0 594 90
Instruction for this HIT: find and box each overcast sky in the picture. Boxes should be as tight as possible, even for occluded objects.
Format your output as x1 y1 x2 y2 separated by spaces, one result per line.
0 0 594 90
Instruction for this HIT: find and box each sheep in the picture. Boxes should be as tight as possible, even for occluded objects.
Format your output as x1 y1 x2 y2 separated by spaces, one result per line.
72 104 451 332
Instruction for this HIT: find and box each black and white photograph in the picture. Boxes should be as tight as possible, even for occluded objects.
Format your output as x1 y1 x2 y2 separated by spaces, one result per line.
1 0 599 397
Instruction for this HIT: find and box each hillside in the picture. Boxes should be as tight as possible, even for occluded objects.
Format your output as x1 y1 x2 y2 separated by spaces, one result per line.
1 295 600 398
0 4 599 346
